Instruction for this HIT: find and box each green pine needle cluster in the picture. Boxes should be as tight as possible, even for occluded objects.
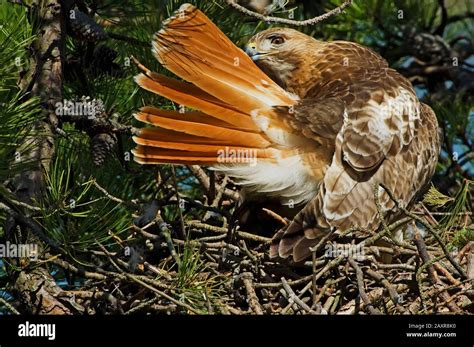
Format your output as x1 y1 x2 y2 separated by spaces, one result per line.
424 181 473 247
171 241 227 313
423 185 455 207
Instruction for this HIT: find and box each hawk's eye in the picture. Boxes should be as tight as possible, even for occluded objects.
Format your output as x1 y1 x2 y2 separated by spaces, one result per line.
270 36 285 45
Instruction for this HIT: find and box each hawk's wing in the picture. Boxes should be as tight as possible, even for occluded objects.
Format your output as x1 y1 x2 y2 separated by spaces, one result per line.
272 107 440 262
269 43 441 261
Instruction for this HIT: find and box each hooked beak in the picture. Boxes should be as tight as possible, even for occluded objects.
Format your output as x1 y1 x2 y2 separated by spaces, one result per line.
245 42 260 61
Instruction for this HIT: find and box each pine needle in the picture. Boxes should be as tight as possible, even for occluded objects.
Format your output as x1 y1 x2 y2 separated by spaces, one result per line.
423 185 454 207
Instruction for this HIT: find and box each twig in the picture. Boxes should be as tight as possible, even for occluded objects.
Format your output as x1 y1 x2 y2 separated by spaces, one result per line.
459 242 473 262
313 256 346 283
0 202 61 250
150 303 178 313
186 220 271 243
379 183 467 279
433 278 474 296
132 207 180 265
312 250 318 308
242 272 264 314
281 277 314 314
365 268 404 311
357 217 412 249
261 208 288 226
188 165 239 201
413 211 473 216
348 258 382 315
91 179 138 208
195 234 227 243
51 257 107 281
51 254 173 292
58 290 122 313
0 297 20 315
0 185 42 211
171 166 186 239
177 197 232 219
125 273 200 314
226 0 353 26
203 175 229 220
374 263 416 271
433 263 461 286
172 238 241 253
467 242 474 280
281 279 312 314
98 270 172 290
124 295 160 315
239 239 258 263
373 183 390 233
255 274 313 289
413 232 462 313
155 216 180 265
144 261 172 281
314 277 345 305
96 243 201 314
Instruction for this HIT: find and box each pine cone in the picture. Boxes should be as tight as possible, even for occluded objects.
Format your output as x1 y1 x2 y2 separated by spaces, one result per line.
90 45 123 77
92 45 118 63
68 10 108 42
407 30 451 64
91 133 117 166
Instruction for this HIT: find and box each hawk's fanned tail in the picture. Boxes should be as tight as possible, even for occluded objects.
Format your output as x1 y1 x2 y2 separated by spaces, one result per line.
133 4 297 166
133 71 259 131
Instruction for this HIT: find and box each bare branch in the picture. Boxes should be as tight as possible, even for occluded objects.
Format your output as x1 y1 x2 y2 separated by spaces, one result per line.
226 0 353 26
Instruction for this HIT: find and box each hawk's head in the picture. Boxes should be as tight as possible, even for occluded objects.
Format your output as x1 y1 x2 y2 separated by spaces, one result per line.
245 28 322 94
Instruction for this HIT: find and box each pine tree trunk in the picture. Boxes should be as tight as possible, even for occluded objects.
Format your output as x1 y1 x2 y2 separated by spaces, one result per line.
10 0 75 315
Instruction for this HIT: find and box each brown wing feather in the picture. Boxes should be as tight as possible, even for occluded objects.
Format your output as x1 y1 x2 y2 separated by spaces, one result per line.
271 41 440 262
273 102 440 262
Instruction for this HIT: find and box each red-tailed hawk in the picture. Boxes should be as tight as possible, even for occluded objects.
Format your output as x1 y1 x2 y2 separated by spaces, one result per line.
132 4 441 262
